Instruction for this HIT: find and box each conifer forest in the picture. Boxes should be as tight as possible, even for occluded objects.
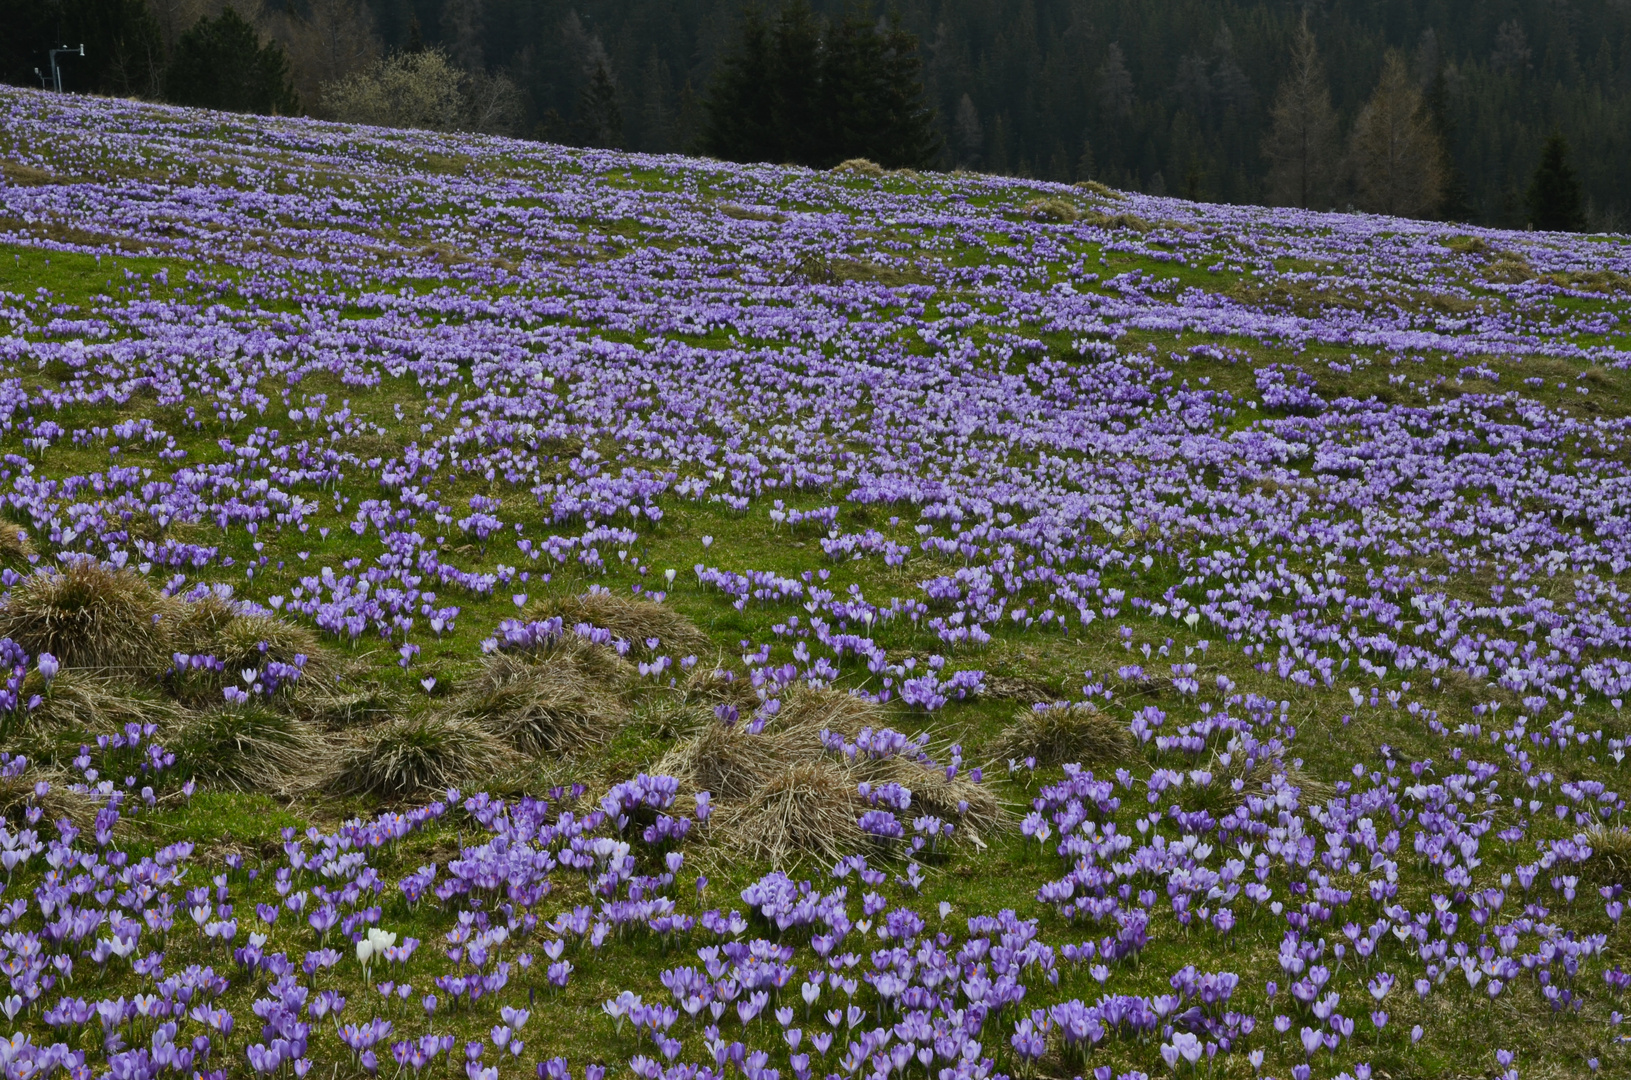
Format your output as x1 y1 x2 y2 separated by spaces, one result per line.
5 0 1631 228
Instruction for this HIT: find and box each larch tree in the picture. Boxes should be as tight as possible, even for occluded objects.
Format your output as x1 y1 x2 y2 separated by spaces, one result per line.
1348 51 1446 219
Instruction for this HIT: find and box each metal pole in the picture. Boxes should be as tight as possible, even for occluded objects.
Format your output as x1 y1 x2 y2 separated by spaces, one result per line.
47 45 83 93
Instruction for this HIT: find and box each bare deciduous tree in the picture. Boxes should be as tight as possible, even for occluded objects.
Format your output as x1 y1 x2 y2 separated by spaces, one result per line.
954 93 982 167
1262 15 1339 209
270 0 380 112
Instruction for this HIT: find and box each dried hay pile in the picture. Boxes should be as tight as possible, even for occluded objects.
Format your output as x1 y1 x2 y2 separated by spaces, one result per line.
832 158 885 177
0 522 33 562
660 686 1001 865
170 705 327 794
0 562 345 803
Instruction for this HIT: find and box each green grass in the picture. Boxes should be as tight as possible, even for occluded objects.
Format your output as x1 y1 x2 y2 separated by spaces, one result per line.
2 107 1631 1079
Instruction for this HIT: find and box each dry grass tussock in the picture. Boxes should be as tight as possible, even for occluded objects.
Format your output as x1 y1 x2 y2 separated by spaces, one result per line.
0 562 332 683
992 704 1135 767
525 591 713 659
449 641 632 755
681 665 762 713
0 522 33 561
209 615 324 672
325 714 514 798
0 770 106 828
292 681 408 727
660 686 1002 865
1581 825 1631 886
0 561 182 672
20 669 180 734
171 705 327 794
1023 198 1078 223
1213 749 1333 812
832 158 885 177
1073 179 1125 200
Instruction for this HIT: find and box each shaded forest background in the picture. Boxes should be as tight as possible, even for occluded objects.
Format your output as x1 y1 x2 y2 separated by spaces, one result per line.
5 0 1630 229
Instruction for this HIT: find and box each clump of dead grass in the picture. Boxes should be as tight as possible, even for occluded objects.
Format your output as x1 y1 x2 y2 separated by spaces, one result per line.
660 686 1001 865
0 769 106 827
21 669 179 733
326 714 514 799
1213 749 1332 812
171 590 240 651
525 591 713 658
1073 179 1124 200
721 762 865 861
1023 197 1079 223
992 703 1134 767
292 682 407 727
1581 825 1631 886
0 522 33 561
207 615 324 671
0 560 180 672
681 665 761 714
832 158 884 177
450 643 631 755
172 705 325 793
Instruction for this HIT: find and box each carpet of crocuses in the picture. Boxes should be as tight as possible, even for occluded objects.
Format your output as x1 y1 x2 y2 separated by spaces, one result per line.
3 84 1631 1080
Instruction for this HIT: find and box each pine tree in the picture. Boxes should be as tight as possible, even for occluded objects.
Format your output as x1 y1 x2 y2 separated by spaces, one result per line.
700 6 778 162
1349 51 1445 219
706 1 935 170
166 5 299 115
1526 133 1588 232
1261 15 1338 209
813 5 936 168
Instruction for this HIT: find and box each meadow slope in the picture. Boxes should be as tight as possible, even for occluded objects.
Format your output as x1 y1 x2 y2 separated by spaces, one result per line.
3 87 1631 1080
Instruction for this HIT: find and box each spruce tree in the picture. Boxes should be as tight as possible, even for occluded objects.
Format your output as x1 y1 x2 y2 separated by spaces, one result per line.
1526 133 1587 232
705 1 936 170
870 13 940 169
1423 67 1475 222
769 0 821 164
577 61 623 148
700 7 778 163
166 6 298 115
1349 52 1445 219
816 8 884 166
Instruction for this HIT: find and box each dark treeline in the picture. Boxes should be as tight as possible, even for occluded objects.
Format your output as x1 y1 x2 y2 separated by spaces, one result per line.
702 1 939 168
4 0 1630 229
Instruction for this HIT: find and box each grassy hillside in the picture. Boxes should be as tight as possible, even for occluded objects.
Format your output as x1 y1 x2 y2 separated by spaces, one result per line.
2 87 1631 1079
